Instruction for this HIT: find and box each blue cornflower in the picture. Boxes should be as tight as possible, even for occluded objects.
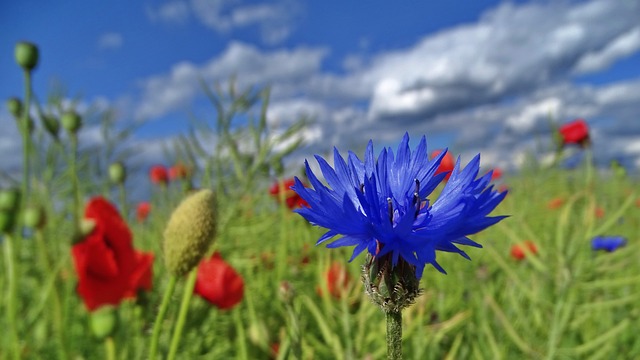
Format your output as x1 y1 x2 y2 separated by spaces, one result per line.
591 236 626 252
292 133 507 279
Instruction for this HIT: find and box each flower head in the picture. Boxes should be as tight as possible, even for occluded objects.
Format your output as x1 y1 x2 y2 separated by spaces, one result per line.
72 197 154 311
194 252 244 310
559 119 590 147
136 202 151 222
149 165 169 185
510 241 538 260
269 178 309 209
318 262 352 299
591 236 626 252
169 163 191 181
293 133 507 279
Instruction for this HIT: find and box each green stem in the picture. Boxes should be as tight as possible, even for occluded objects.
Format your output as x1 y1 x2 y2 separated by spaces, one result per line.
3 234 21 360
21 70 33 207
118 183 128 222
35 229 68 359
104 336 116 360
70 134 81 231
167 269 198 360
148 275 178 360
386 310 403 360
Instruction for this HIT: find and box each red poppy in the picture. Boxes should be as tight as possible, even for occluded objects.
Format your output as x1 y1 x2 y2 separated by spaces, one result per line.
318 262 351 299
270 343 280 359
559 119 590 147
547 197 564 210
136 202 151 222
491 168 502 181
431 150 455 180
71 197 154 311
595 207 605 219
169 163 190 181
269 178 309 209
194 252 244 310
149 165 169 185
510 241 538 260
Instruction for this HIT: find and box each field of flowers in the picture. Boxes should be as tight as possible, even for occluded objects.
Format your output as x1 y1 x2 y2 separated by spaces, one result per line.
2 42 639 360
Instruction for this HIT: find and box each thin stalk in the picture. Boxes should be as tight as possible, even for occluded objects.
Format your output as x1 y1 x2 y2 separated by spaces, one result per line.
118 183 128 221
3 234 21 360
70 133 81 231
167 269 198 360
104 337 116 360
21 70 33 206
386 310 403 360
35 229 68 359
148 275 178 360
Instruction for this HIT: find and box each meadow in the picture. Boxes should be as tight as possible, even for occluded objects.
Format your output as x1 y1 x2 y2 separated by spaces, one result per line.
1 42 639 360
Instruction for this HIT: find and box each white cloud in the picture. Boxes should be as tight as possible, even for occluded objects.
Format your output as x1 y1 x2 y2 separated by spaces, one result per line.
573 27 640 73
98 33 123 50
147 0 300 44
146 1 191 24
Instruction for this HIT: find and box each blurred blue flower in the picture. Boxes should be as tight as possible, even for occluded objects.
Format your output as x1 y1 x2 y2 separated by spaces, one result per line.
591 236 627 252
292 133 507 278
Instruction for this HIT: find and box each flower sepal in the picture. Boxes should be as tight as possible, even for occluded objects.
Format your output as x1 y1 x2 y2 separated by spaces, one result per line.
363 252 422 313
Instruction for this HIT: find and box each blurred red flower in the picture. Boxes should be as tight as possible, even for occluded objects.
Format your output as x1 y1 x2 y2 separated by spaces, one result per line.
149 165 169 185
72 197 154 311
269 178 309 209
431 150 455 180
136 202 151 222
194 252 244 310
595 207 605 219
559 119 590 147
547 197 564 209
169 163 190 181
318 262 351 299
510 241 538 260
491 168 503 181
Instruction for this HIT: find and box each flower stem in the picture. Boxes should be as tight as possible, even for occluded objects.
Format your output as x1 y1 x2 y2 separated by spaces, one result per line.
104 336 116 360
149 275 178 360
167 269 198 360
118 183 128 221
3 234 21 360
21 70 33 208
386 310 403 360
70 133 81 231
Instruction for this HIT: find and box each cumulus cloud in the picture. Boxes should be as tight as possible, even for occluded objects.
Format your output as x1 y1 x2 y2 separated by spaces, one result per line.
146 0 300 44
98 32 123 50
132 0 640 172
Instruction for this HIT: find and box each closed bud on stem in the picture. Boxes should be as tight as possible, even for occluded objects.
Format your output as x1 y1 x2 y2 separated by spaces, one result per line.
109 162 126 184
163 189 217 276
61 110 82 134
23 205 47 230
0 188 21 211
42 115 60 138
362 252 422 313
6 97 22 118
15 41 39 71
90 306 117 340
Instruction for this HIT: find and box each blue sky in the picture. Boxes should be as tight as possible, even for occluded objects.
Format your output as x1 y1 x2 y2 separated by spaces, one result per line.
1 0 640 176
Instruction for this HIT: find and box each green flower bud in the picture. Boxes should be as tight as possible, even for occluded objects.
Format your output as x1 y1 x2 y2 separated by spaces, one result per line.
6 97 22 118
23 205 46 229
0 188 21 211
90 306 117 339
0 211 18 234
61 110 82 134
163 189 217 276
42 115 60 138
15 41 39 71
108 162 126 184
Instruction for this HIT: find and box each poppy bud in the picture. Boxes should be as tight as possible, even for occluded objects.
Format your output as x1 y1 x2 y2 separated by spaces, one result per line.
15 41 39 71
42 115 60 138
163 189 217 276
23 205 46 229
109 162 126 184
0 188 21 211
61 110 82 134
89 306 117 339
6 97 22 118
